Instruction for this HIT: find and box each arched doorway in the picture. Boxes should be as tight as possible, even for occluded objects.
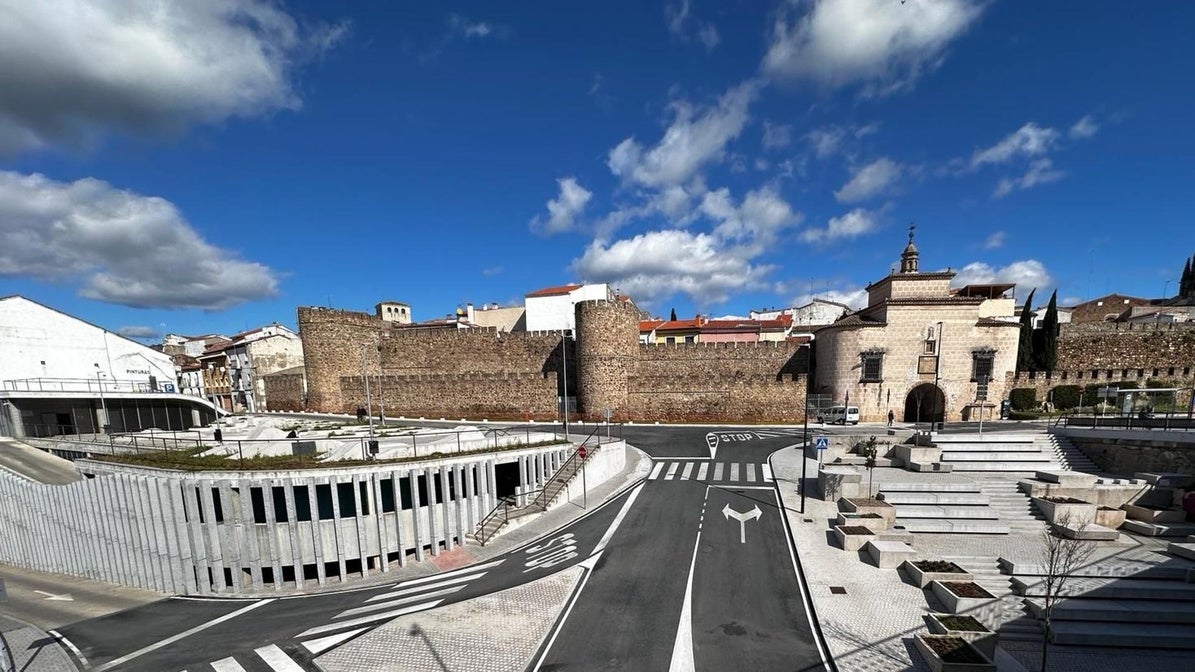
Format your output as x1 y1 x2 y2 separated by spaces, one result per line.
904 384 945 425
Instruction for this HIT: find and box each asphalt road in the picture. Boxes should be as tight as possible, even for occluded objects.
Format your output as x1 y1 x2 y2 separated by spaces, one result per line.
0 437 81 484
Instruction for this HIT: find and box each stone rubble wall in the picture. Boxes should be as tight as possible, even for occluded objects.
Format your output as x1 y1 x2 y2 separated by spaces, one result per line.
1057 321 1195 370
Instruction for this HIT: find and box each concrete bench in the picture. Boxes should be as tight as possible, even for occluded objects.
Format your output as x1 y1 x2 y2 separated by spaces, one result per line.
1053 521 1118 541
865 540 916 569
1034 470 1098 487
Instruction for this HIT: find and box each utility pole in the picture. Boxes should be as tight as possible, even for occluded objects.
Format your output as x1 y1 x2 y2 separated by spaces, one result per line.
359 343 375 458
561 328 570 438
933 321 944 431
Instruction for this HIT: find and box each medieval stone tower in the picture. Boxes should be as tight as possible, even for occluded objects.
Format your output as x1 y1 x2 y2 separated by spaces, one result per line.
574 299 639 419
297 307 385 412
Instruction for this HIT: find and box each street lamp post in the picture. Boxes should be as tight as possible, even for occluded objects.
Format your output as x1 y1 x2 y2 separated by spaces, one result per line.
561 329 570 439
933 321 944 431
96 370 109 435
359 343 375 458
799 334 815 514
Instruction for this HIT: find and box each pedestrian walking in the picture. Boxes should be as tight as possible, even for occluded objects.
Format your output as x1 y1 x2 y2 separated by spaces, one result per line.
887 409 894 427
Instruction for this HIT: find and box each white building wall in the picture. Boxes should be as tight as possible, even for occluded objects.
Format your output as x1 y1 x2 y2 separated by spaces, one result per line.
525 284 613 332
0 296 176 389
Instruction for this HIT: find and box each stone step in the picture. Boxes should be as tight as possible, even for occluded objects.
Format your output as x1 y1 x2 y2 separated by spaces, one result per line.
879 483 984 493
896 518 1010 534
1012 576 1195 600
878 492 990 505
945 462 1064 472
1123 520 1195 537
1025 597 1195 623
1170 542 1195 561
1050 621 1195 649
999 558 1195 580
942 452 1054 462
937 444 1044 452
890 505 1001 520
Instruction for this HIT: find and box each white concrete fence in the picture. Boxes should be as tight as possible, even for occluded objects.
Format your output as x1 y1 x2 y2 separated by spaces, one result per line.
0 441 621 595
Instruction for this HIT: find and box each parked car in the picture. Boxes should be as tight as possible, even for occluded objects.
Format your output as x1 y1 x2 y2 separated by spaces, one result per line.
817 405 860 425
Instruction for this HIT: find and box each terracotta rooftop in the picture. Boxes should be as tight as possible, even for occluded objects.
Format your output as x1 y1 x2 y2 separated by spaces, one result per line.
525 283 582 298
638 320 664 332
655 319 703 332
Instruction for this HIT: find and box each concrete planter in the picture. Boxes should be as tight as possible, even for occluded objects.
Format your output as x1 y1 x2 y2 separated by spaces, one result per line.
841 497 897 527
902 560 973 588
926 614 999 660
930 580 996 614
1123 503 1186 524
1094 506 1127 529
835 511 890 532
914 635 995 672
1033 496 1096 524
832 525 875 552
894 444 942 468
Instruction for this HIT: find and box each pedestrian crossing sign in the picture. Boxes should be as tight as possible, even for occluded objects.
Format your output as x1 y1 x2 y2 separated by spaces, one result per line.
814 436 830 451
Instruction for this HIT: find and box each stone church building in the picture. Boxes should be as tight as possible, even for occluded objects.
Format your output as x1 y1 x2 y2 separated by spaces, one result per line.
813 230 1021 424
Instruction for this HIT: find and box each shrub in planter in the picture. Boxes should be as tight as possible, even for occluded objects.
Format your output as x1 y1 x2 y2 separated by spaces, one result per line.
914 634 994 672
832 525 874 552
925 615 999 660
841 497 896 526
903 560 973 588
930 580 996 614
1009 388 1037 411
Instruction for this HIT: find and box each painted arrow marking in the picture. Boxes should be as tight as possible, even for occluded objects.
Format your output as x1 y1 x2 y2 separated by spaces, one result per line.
33 590 73 601
721 504 762 544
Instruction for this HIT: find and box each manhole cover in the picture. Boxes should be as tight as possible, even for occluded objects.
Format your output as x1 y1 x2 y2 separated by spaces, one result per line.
803 518 813 523
829 586 847 595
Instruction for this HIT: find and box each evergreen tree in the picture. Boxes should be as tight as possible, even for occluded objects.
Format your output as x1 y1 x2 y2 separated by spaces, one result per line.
669 307 678 321
1182 256 1193 297
1017 288 1037 372
1037 290 1059 372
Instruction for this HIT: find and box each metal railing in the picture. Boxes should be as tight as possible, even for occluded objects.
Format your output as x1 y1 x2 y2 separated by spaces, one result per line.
473 494 518 546
529 426 603 512
2 377 169 393
1058 412 1195 431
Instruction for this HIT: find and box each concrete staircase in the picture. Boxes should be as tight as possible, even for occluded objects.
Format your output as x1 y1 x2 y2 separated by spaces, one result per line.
1039 432 1099 472
877 483 1010 534
472 445 592 545
938 555 1043 643
977 477 1048 535
934 434 1063 473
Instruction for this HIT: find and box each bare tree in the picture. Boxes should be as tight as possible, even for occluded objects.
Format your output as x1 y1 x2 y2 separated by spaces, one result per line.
1038 512 1097 672
859 436 878 499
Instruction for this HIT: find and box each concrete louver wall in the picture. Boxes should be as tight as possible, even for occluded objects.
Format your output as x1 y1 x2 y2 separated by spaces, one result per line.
0 443 609 595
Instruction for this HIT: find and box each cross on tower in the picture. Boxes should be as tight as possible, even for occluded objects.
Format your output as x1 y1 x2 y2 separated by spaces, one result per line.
908 222 915 244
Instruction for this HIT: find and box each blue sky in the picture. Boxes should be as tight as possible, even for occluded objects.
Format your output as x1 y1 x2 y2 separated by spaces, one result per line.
1 1 1193 341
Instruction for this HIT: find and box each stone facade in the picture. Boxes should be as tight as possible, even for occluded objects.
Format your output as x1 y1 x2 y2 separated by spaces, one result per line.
1056 321 1195 370
262 366 306 412
814 234 1020 423
1003 368 1194 411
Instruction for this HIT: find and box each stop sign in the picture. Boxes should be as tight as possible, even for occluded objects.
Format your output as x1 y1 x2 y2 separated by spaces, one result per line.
578 446 587 460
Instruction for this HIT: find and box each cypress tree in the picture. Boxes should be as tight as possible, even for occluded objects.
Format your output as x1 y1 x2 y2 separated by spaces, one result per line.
1182 256 1193 297
1038 290 1059 372
1017 288 1037 372
670 307 678 321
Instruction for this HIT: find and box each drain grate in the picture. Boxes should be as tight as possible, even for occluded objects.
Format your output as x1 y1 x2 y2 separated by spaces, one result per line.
829 586 847 595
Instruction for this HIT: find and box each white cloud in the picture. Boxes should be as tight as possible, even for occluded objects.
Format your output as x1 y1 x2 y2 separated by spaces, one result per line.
665 1 720 50
118 325 161 340
1069 115 1099 139
791 287 869 311
532 177 593 234
982 230 1005 249
800 208 880 244
572 230 773 306
950 259 1053 291
0 0 347 155
481 266 503 277
703 186 801 250
992 158 1065 197
607 80 759 188
804 122 879 159
834 157 902 202
0 171 279 309
762 122 792 150
763 0 985 95
970 122 1060 168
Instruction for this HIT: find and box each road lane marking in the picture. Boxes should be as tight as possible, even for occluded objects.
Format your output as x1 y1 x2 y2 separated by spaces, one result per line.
681 462 693 479
592 483 644 555
390 559 503 588
301 628 367 655
254 644 304 671
762 464 774 482
531 557 598 671
366 572 485 602
668 493 707 672
649 462 665 480
746 464 757 482
696 463 708 480
729 463 739 481
47 630 88 670
666 462 679 480
94 599 275 671
769 480 833 672
296 600 444 639
713 463 723 480
340 586 464 618
210 657 247 672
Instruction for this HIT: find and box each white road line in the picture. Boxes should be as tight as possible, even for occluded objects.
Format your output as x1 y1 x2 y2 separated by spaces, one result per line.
366 572 484 602
729 463 740 481
680 462 693 479
295 600 444 639
210 657 247 672
301 628 367 655
668 497 706 672
592 483 644 555
392 559 503 588
649 462 665 480
339 586 463 618
254 644 304 671
94 599 274 671
47 630 89 670
746 464 757 482
712 463 723 480
696 463 708 481
531 558 598 671
762 464 774 482
665 462 679 480
771 483 833 672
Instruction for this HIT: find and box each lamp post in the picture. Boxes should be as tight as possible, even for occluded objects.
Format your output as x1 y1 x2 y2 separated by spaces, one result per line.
561 327 570 438
933 321 944 431
1163 279 1172 300
96 370 109 435
800 333 815 514
359 343 375 458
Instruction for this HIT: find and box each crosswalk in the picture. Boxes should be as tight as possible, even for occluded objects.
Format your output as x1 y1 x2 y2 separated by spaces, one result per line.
648 460 774 484
207 644 304 671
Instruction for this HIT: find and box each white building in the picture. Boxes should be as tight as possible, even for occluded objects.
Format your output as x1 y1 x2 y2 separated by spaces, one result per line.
202 324 304 413
524 283 614 332
750 299 851 327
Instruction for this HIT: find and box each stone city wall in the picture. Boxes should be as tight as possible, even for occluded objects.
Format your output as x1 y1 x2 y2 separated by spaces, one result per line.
1056 321 1195 370
1004 368 1194 410
341 372 557 420
262 370 306 411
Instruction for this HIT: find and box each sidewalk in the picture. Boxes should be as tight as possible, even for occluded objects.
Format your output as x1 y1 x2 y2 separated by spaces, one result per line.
0 615 76 672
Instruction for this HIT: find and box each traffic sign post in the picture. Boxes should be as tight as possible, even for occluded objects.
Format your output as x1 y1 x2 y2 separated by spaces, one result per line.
578 445 588 510
814 436 829 468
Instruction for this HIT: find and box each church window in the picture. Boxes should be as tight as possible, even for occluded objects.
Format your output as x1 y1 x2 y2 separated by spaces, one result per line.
861 352 883 382
971 351 995 382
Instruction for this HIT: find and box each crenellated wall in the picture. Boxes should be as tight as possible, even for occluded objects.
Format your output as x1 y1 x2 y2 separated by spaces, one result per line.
1057 321 1195 370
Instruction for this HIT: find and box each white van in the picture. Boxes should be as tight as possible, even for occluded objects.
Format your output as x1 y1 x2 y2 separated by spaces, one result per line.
818 405 861 425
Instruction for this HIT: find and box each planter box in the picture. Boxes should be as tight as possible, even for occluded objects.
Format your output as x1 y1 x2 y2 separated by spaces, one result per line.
930 580 996 614
902 560 974 588
1123 503 1187 524
832 525 875 552
914 634 995 672
866 540 916 568
895 444 942 468
841 497 897 526
926 614 999 660
1094 506 1127 529
1033 496 1096 525
835 511 890 532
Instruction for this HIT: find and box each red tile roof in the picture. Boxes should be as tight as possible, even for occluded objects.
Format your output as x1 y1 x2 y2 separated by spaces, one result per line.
638 320 664 332
525 283 582 298
655 319 703 332
701 320 760 333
